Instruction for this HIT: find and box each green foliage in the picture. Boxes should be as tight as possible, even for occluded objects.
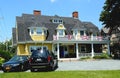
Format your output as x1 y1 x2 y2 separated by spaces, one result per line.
80 56 91 60
0 50 13 61
93 53 110 59
99 0 120 33
0 57 5 68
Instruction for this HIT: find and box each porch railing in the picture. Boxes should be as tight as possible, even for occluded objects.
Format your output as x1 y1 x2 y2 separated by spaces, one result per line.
53 35 108 41
79 53 103 57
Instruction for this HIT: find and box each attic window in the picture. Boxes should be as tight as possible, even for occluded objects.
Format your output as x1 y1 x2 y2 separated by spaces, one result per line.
53 19 63 24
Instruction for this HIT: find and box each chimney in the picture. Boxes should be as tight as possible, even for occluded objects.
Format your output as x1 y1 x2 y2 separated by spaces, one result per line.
72 11 78 18
33 10 41 15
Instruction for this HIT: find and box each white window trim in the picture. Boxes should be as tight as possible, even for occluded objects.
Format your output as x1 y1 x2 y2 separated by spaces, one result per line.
52 19 63 24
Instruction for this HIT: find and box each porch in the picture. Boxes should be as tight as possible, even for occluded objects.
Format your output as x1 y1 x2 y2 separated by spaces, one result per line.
52 42 110 60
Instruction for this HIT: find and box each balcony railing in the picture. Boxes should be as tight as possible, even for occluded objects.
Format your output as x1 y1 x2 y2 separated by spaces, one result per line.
53 35 108 41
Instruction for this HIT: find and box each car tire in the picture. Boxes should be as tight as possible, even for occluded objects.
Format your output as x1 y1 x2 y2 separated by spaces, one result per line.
30 68 35 72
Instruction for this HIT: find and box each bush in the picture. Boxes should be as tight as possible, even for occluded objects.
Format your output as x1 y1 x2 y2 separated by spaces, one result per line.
0 50 13 61
0 57 5 70
80 56 91 60
93 53 110 59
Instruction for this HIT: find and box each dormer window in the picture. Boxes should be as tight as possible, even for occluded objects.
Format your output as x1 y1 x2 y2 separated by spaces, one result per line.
80 31 84 36
28 27 47 35
56 24 66 37
58 30 64 36
73 30 78 36
53 18 63 24
30 29 34 35
36 28 42 35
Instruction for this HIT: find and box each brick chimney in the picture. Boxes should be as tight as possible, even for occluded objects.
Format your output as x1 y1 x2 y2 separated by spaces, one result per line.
33 10 41 15
72 11 78 18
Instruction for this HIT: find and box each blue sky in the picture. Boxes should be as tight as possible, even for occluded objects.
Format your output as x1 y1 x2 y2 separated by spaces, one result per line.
0 0 105 42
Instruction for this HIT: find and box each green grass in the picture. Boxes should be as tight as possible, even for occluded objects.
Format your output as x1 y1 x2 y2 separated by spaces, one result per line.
0 70 120 78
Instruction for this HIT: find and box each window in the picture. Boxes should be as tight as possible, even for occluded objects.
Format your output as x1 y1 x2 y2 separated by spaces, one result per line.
58 30 64 36
73 30 78 36
80 31 84 36
80 45 86 52
30 29 34 35
30 46 48 53
36 29 42 35
53 19 63 24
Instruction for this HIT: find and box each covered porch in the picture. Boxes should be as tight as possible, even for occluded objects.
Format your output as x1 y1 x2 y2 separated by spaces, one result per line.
52 41 110 60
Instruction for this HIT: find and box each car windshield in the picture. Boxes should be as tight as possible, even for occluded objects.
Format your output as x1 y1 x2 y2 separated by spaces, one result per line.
31 50 49 58
9 56 26 61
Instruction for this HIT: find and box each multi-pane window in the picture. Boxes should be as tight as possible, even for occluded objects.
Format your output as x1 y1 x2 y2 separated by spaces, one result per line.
36 29 42 35
58 30 64 36
53 19 63 24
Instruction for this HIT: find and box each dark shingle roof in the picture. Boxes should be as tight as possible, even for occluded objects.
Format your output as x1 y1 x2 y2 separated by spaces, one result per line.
13 13 100 44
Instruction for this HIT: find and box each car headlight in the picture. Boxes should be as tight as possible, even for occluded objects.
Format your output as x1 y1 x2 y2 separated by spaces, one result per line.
11 64 20 66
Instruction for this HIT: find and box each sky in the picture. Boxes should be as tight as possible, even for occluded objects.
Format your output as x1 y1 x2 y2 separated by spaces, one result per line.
0 0 105 42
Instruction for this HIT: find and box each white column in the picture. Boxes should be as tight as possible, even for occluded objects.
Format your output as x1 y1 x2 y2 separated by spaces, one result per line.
84 31 86 36
57 43 60 60
52 44 54 52
91 43 94 57
76 43 79 59
91 34 93 40
107 43 110 55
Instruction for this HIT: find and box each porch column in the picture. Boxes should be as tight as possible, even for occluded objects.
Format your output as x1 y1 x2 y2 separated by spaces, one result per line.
91 43 94 57
107 42 110 55
76 43 79 59
91 34 93 40
84 31 86 36
57 43 60 60
52 44 54 52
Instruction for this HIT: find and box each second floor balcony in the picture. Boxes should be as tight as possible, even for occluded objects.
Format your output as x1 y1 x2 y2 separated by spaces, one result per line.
53 35 109 42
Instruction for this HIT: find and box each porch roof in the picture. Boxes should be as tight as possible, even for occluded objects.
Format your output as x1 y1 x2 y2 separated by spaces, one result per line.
52 40 109 44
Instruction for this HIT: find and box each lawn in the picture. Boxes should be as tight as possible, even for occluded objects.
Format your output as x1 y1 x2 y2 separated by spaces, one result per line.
0 70 120 78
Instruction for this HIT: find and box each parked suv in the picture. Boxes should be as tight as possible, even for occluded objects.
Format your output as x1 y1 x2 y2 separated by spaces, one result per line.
29 48 58 72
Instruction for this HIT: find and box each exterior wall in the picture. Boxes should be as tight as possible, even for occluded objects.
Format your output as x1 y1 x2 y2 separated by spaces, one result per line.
30 35 46 41
17 44 26 55
17 43 52 55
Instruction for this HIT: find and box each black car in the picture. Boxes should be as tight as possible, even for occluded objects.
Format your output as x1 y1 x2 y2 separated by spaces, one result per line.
2 55 30 72
29 49 58 72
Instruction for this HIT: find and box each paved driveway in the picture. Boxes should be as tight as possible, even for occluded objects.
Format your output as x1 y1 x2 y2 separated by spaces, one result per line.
56 59 120 71
0 59 120 73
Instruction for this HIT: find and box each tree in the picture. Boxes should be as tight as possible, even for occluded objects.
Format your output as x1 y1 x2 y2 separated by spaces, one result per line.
99 0 120 34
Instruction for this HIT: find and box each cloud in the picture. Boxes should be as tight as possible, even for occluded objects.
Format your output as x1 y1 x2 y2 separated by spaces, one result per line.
50 0 56 3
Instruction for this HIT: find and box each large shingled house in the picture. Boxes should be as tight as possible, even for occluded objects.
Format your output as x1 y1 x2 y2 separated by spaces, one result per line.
12 10 110 60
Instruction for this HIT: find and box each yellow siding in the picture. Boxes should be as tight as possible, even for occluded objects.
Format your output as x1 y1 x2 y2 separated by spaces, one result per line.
30 35 46 41
17 43 52 55
17 44 25 55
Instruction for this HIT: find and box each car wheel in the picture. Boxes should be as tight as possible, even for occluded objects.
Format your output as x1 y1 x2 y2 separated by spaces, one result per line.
20 65 24 71
30 68 35 72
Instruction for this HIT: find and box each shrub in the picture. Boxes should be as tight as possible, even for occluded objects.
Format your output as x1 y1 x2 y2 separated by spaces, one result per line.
93 53 110 59
80 56 91 60
0 50 13 61
0 57 5 70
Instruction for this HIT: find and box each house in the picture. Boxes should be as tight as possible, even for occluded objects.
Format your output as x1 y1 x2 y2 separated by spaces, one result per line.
12 10 110 60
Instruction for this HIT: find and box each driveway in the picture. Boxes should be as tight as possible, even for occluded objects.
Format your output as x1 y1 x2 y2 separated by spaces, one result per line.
56 59 120 71
0 59 120 73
